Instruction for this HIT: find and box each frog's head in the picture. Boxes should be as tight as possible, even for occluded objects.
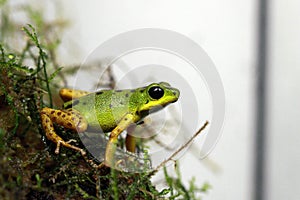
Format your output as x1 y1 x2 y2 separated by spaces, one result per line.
138 82 180 115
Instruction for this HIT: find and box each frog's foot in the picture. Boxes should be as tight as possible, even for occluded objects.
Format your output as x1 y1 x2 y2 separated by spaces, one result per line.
115 156 141 171
55 139 86 156
41 107 88 156
97 157 136 171
54 139 84 155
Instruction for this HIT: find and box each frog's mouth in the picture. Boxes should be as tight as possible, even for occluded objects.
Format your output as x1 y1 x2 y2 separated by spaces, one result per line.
139 106 163 117
169 98 179 103
138 96 179 119
150 97 178 111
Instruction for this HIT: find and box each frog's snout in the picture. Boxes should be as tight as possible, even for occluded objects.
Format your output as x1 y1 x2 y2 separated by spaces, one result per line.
171 88 180 102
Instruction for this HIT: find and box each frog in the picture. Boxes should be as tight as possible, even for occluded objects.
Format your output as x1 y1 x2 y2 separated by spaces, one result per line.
40 82 180 167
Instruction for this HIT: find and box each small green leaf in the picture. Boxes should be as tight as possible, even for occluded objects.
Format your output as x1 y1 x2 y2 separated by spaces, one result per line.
17 175 22 186
35 173 42 189
48 67 63 82
200 182 212 192
159 188 171 195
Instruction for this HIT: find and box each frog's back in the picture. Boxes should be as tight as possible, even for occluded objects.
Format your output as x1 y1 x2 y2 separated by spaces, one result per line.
64 89 137 132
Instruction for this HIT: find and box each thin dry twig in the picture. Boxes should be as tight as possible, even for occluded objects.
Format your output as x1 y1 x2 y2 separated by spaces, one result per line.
151 121 209 175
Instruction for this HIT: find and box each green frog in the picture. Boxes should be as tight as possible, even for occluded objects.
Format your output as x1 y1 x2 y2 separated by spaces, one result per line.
40 82 180 167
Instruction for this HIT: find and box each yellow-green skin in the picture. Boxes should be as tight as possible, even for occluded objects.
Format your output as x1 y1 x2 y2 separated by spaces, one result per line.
40 82 180 168
64 82 180 133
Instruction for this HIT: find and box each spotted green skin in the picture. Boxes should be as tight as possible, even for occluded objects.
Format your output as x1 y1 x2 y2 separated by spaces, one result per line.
63 82 180 133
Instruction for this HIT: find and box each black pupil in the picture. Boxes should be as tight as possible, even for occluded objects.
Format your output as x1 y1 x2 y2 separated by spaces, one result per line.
148 86 164 100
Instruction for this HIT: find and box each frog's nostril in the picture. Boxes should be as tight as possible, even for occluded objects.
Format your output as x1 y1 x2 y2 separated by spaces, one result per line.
172 89 180 98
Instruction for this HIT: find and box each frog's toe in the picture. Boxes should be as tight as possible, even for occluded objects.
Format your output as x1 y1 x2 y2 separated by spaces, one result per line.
66 139 77 144
79 149 87 156
115 159 126 170
54 142 61 154
97 162 108 169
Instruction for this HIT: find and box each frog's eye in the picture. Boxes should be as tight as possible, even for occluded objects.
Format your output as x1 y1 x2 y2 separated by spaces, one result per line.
148 86 164 100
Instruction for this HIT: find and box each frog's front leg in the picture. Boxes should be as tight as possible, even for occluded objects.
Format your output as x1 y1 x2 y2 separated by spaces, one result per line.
104 113 135 167
40 107 88 156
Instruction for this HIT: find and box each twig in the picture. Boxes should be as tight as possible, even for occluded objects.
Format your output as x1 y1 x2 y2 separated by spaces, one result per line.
150 121 209 175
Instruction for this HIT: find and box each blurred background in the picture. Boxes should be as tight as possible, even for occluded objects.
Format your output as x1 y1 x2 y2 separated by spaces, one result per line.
4 0 300 199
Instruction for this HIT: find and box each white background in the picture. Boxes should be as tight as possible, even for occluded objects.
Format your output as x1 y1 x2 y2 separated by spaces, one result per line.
61 1 255 199
267 1 300 200
17 0 300 199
